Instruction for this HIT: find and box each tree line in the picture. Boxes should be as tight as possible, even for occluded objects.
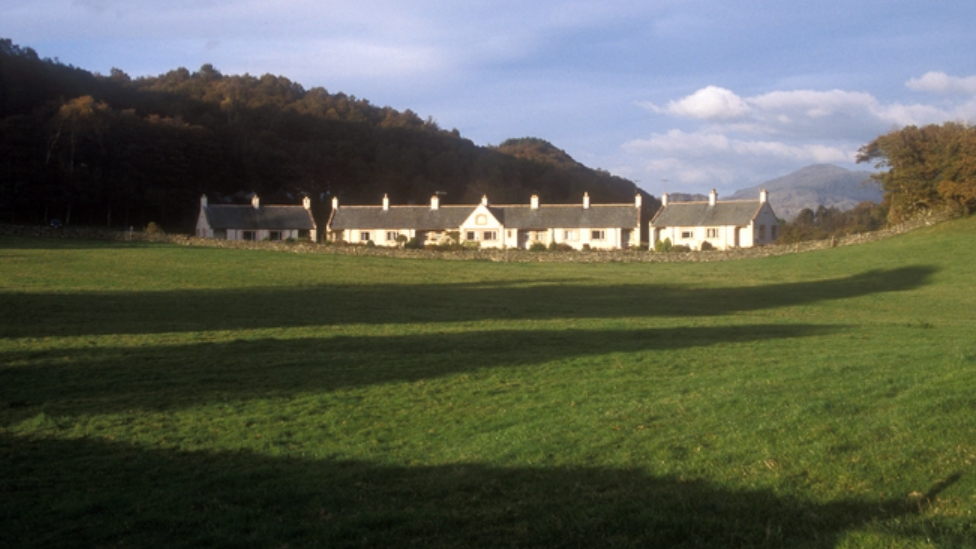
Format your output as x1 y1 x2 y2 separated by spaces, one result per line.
0 39 646 232
857 121 976 222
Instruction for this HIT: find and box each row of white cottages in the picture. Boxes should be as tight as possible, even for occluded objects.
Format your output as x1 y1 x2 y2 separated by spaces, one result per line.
195 189 779 251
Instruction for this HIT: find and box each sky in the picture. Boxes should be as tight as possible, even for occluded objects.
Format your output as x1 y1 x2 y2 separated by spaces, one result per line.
4 0 976 197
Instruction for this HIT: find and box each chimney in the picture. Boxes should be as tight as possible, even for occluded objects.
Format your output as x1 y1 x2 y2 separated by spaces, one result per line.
431 195 440 210
661 193 668 207
530 194 539 209
583 192 590 209
200 194 208 207
635 193 642 209
481 195 489 206
332 196 338 210
251 194 260 209
382 194 389 211
760 189 768 204
302 196 311 210
709 189 717 206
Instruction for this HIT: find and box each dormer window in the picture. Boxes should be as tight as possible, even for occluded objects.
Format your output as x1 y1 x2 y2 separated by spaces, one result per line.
476 214 487 225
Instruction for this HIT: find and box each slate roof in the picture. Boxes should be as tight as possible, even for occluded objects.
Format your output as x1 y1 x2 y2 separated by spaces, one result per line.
204 205 316 230
651 201 762 227
491 205 638 229
329 204 639 230
329 206 474 230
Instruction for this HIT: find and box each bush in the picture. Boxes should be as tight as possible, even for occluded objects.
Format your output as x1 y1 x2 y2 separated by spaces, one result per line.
671 244 691 252
145 221 164 235
549 242 574 252
700 241 714 251
404 237 423 249
529 242 548 252
365 240 375 248
654 238 672 253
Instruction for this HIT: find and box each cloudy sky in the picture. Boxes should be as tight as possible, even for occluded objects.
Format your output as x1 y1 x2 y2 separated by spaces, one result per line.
4 0 976 196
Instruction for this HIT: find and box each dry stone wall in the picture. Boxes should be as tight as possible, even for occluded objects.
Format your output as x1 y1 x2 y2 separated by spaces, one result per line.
0 210 958 264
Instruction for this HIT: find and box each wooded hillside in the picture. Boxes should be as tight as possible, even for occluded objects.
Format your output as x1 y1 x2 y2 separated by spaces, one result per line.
0 39 648 232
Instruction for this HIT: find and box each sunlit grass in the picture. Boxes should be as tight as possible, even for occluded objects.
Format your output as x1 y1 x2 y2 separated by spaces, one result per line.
2 218 976 547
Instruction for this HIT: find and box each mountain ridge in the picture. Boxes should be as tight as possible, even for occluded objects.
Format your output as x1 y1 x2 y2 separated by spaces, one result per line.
730 164 881 219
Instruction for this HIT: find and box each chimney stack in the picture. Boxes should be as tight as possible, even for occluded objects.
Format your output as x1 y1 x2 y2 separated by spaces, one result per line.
201 194 208 207
635 193 642 209
583 192 590 209
760 189 768 204
530 194 539 209
431 194 440 210
661 193 668 207
302 196 311 210
331 196 338 210
481 195 489 206
709 189 717 206
382 194 389 211
251 194 260 209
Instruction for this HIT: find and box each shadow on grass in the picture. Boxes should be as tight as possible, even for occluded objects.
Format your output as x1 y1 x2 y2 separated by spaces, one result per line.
1 324 838 417
0 266 937 338
0 434 966 548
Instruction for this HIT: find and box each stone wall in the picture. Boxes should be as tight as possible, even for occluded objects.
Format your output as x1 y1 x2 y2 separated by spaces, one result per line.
0 209 959 264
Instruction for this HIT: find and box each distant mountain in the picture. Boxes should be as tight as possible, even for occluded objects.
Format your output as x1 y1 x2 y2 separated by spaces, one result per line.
729 164 882 220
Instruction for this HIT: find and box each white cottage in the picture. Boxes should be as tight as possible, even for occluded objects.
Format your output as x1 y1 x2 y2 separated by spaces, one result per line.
327 193 643 250
196 194 318 242
649 189 779 251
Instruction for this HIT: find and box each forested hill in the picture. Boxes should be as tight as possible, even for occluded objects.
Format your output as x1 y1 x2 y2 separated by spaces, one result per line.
0 39 650 231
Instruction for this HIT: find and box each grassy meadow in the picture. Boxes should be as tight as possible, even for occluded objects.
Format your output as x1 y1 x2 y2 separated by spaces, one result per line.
2 217 976 548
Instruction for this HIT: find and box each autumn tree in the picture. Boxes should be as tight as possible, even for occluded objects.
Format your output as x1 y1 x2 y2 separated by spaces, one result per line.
857 122 976 221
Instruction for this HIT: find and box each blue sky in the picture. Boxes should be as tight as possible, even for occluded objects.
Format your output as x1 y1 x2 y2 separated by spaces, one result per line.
4 0 976 196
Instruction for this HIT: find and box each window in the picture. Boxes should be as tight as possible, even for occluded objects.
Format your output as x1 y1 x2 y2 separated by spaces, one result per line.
591 230 605 240
386 231 398 241
483 231 497 241
242 231 256 241
475 214 487 225
530 231 545 242
706 228 718 239
269 231 282 241
759 225 766 239
680 230 693 239
360 231 371 241
772 226 778 239
564 230 578 241
466 230 476 241
507 230 513 238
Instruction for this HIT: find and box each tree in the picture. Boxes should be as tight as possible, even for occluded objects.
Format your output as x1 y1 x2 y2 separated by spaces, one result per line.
858 122 976 221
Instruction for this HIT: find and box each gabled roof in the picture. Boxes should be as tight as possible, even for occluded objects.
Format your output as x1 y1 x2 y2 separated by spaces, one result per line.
329 206 474 230
491 205 638 229
204 205 316 230
651 200 762 227
329 203 639 231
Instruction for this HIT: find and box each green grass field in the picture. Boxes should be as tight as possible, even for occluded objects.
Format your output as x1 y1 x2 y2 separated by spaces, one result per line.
2 218 976 548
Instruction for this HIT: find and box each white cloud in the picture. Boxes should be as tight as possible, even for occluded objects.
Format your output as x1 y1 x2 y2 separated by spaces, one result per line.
624 129 852 164
906 71 976 95
646 86 751 120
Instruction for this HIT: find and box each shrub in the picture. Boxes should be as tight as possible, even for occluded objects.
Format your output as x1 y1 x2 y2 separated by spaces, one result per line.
404 237 423 249
395 234 409 247
365 240 375 248
582 244 591 251
700 241 714 251
145 221 164 235
671 244 691 252
654 238 672 253
529 242 548 252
